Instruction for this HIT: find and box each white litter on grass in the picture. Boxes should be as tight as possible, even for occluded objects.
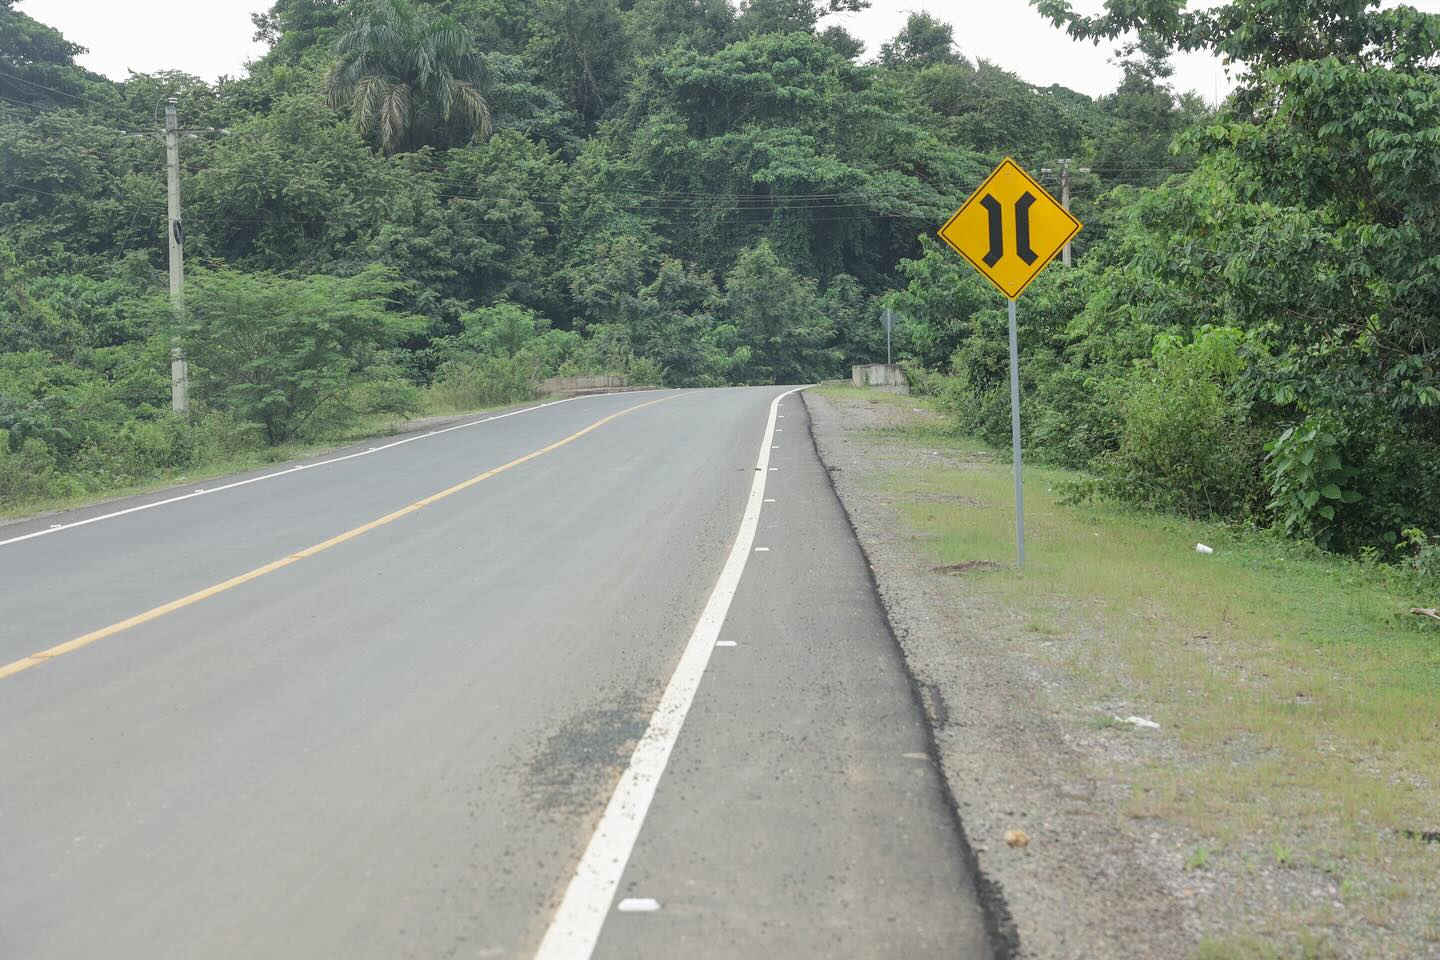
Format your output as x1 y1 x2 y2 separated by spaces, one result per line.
616 898 660 913
1195 543 1215 554
1115 715 1161 730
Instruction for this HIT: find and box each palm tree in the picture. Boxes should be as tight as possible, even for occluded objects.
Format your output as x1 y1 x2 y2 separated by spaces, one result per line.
325 0 492 154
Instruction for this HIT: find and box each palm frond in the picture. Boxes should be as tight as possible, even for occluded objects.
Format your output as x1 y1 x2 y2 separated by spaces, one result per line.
379 83 413 154
414 44 437 90
451 80 492 141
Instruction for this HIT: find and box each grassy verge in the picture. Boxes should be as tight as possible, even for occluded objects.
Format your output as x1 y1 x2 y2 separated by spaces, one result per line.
813 385 1440 956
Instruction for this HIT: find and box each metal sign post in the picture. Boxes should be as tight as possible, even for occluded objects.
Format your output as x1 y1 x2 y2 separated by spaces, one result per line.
935 157 1082 568
1007 298 1025 566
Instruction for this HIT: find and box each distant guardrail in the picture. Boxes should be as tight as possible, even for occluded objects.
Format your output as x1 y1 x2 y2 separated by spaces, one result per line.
540 375 655 398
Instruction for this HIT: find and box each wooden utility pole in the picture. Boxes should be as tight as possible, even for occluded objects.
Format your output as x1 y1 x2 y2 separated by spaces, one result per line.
165 98 188 413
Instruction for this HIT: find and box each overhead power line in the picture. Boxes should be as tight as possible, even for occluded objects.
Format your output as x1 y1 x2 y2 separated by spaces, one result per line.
0 68 125 113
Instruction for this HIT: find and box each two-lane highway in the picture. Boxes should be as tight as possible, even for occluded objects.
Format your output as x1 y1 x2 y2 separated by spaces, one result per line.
0 387 989 959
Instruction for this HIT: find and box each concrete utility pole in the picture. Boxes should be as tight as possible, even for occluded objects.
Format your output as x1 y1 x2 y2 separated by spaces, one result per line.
1042 159 1091 266
1059 160 1072 267
165 98 188 413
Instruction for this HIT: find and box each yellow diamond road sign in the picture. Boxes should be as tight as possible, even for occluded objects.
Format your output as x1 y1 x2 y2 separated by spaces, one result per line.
938 157 1081 300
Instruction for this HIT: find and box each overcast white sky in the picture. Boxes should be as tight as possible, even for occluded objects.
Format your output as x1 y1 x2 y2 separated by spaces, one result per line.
22 0 1440 102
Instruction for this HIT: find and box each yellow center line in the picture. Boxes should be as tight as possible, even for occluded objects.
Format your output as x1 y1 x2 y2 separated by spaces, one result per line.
0 394 676 682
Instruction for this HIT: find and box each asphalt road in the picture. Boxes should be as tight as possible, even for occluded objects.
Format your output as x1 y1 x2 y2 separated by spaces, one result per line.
0 387 990 959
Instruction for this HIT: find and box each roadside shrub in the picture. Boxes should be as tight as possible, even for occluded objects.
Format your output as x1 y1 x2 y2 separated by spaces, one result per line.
427 354 540 412
1102 329 1264 518
192 410 266 459
1028 364 1126 470
300 375 427 438
899 361 943 396
66 412 265 490
1263 419 1361 548
179 266 420 443
628 356 663 387
352 377 424 419
1399 528 1440 593
0 433 74 504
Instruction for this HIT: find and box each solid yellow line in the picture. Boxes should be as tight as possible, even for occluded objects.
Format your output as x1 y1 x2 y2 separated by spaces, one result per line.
0 394 675 682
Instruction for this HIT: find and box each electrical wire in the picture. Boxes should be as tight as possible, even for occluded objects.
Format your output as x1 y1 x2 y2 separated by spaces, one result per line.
0 68 125 113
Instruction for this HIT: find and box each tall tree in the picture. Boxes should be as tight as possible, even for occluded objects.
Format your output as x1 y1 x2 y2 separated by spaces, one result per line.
877 11 962 69
525 0 629 130
1093 32 1200 185
734 0 869 37
0 0 104 110
251 0 347 65
325 0 492 153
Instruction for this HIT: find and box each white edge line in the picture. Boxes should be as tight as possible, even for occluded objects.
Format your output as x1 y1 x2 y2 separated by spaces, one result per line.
533 386 803 960
0 391 666 549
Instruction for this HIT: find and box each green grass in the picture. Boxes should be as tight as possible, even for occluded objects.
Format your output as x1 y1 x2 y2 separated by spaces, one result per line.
821 385 1440 939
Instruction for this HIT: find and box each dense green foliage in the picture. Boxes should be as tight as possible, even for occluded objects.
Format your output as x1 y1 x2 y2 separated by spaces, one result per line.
2 0 1436 567
890 0 1439 560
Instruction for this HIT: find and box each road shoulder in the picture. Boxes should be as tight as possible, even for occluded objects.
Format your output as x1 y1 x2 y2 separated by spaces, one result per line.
585 390 993 959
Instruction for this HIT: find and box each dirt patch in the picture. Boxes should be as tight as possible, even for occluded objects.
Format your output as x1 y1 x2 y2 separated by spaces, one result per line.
934 561 1003 575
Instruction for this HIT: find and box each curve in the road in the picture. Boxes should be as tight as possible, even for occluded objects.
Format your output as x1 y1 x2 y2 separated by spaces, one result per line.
0 394 674 682
0 392 663 550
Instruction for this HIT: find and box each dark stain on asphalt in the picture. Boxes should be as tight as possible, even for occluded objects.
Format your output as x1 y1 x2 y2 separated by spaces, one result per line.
521 693 651 816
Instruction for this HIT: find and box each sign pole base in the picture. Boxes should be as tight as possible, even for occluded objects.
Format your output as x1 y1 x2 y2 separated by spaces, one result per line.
1008 298 1025 568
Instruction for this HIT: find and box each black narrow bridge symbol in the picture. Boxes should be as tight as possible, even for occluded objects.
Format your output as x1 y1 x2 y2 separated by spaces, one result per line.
980 192 1038 268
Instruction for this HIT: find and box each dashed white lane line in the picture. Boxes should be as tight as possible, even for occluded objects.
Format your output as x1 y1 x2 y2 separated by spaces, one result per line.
754 547 770 552
615 898 660 913
769 467 778 472
715 640 738 648
764 498 776 503
0 392 661 549
534 387 803 960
